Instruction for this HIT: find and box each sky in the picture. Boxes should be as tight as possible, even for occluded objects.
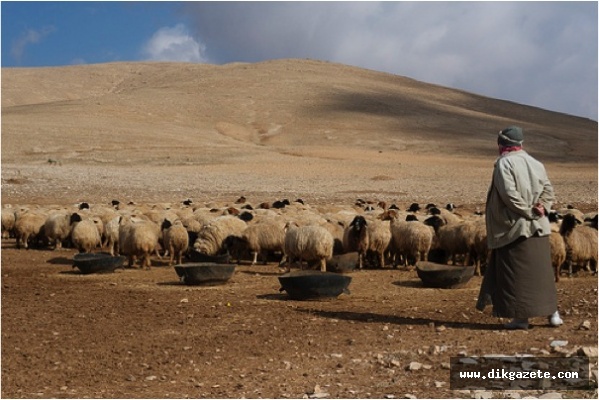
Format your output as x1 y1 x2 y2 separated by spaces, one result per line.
2 1 597 121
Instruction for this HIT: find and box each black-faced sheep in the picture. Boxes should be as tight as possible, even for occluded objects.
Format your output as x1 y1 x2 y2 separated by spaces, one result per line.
44 211 75 250
281 222 334 272
424 215 472 266
559 213 598 276
161 219 189 266
343 216 369 269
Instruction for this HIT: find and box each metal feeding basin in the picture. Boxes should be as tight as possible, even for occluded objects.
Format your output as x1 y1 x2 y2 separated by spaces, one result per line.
72 252 126 274
174 263 236 286
416 262 475 289
278 270 352 300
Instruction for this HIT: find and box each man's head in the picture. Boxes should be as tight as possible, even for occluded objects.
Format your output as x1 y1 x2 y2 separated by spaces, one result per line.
497 126 524 147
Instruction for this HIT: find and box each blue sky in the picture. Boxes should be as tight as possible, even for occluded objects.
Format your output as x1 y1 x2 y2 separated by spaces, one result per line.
2 1 597 121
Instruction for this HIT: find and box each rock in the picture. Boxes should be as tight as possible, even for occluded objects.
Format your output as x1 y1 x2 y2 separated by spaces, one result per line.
406 361 422 371
403 394 416 399
435 325 447 333
440 362 451 370
459 357 478 365
503 393 521 399
538 393 562 399
434 381 445 388
473 390 494 399
549 340 568 348
578 320 592 330
577 346 598 358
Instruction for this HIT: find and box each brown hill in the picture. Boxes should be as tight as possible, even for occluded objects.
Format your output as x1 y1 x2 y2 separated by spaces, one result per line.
1 59 597 207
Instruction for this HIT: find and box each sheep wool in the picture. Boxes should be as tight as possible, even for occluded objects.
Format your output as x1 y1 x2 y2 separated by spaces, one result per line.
282 222 334 272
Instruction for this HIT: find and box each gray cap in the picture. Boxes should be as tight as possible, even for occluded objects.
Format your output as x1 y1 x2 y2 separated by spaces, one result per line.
497 126 524 146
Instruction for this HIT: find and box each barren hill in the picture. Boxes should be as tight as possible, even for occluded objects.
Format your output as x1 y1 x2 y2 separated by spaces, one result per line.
1 59 597 208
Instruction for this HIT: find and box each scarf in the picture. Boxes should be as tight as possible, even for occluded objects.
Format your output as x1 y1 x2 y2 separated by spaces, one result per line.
499 145 522 156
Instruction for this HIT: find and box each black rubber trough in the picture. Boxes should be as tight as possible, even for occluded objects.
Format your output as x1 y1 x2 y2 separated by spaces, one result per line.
415 262 475 289
174 263 236 286
278 270 352 300
186 250 231 264
72 252 126 274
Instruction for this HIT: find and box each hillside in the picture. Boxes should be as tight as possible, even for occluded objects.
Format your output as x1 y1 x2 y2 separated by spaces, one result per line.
1 59 597 207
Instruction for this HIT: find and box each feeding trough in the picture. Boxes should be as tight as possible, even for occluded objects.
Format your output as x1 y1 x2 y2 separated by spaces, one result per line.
278 270 352 300
72 252 125 274
187 250 231 264
416 262 475 289
174 263 236 286
326 252 359 273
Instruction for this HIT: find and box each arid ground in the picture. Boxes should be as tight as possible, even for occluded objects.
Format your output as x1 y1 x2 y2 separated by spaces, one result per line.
1 59 597 399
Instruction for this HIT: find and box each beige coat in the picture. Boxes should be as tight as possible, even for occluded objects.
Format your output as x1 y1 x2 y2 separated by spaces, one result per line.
485 150 554 249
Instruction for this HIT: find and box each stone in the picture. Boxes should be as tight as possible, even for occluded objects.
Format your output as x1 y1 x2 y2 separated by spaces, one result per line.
407 361 422 371
538 393 562 399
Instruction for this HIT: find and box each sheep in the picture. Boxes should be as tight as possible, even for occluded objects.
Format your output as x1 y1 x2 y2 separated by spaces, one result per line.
225 218 286 265
119 215 161 269
343 215 369 269
469 218 488 275
281 222 334 272
161 219 189 266
424 215 473 266
14 210 47 249
104 215 120 256
2 208 17 239
364 217 392 268
69 213 102 253
549 231 567 282
193 215 247 256
559 213 598 277
389 214 433 268
44 211 75 250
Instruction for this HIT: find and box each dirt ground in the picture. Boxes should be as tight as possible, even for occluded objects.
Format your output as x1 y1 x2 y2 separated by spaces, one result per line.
1 235 597 399
1 60 598 399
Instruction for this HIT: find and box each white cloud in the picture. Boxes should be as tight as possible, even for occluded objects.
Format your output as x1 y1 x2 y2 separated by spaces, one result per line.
141 23 208 63
182 2 597 120
11 26 55 62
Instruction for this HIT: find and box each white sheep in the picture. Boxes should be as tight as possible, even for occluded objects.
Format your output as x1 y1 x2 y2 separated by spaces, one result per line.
161 219 189 266
389 214 433 268
1 207 16 239
549 231 566 282
119 215 161 269
227 218 287 265
281 222 334 272
366 217 392 268
193 215 247 256
70 213 102 253
14 210 47 249
559 213 598 276
104 215 121 256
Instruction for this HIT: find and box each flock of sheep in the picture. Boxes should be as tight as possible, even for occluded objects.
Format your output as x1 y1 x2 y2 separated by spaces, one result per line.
1 197 597 281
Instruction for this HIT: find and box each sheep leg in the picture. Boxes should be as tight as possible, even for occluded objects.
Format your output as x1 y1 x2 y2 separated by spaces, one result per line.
320 258 327 272
251 251 258 266
379 252 385 269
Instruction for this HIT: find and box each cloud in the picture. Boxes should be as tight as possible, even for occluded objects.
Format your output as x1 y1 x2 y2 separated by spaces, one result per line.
11 26 55 63
141 23 208 63
181 2 597 120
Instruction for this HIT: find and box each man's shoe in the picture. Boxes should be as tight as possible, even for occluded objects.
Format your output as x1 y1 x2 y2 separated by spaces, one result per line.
548 311 563 327
504 318 529 330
